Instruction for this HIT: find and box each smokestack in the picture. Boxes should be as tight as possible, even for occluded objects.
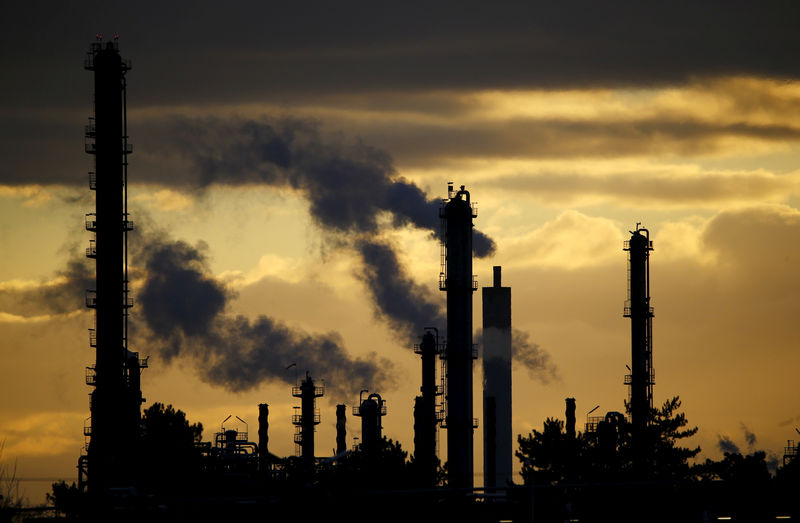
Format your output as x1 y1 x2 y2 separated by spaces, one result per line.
413 328 440 486
482 265 512 489
441 184 478 489
83 37 145 493
565 398 576 440
292 372 323 462
336 404 347 456
624 225 654 470
258 403 269 466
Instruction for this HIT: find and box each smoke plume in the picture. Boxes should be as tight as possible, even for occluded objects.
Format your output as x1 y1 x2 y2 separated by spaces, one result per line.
172 117 495 253
355 237 445 339
511 329 560 384
474 328 559 383
740 423 757 448
717 435 740 454
130 231 393 398
0 249 93 318
170 117 495 342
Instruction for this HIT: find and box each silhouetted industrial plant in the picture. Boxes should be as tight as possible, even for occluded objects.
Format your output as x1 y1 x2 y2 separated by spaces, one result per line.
34 38 800 522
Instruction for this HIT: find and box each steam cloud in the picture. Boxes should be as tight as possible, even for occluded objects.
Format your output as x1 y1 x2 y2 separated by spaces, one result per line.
130 232 393 398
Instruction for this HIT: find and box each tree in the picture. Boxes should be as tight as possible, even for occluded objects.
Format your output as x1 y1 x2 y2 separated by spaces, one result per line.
47 481 83 518
641 396 700 480
516 418 573 485
0 440 22 523
322 437 413 490
139 402 204 494
695 451 771 483
516 396 700 485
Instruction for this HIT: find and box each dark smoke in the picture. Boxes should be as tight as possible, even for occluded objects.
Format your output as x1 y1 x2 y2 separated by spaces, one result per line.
0 249 93 317
131 231 392 398
173 117 496 255
717 435 740 454
355 237 445 339
511 329 559 384
170 117 494 341
474 328 559 384
740 423 757 448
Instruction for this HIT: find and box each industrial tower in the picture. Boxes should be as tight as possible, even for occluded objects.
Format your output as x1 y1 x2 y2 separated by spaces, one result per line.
292 372 324 461
81 37 146 493
482 266 512 489
624 225 655 458
413 328 441 486
354 391 386 459
440 183 478 489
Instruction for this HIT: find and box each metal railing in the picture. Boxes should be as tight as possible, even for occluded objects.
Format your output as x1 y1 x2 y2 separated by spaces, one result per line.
291 412 321 425
623 302 654 317
85 290 97 308
624 370 655 385
291 386 325 397
85 367 96 386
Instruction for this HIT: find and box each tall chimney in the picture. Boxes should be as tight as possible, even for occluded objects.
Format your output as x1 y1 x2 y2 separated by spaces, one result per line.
482 265 512 489
258 403 269 466
336 404 347 455
565 398 576 440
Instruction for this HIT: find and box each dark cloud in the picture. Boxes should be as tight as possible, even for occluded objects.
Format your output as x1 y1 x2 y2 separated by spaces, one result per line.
717 435 740 455
481 169 799 207
130 231 392 398
4 2 800 113
359 117 800 166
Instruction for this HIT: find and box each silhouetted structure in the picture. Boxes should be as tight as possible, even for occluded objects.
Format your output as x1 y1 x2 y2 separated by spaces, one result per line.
258 403 269 469
483 266 512 489
413 328 440 486
565 398 576 440
81 36 146 494
354 391 386 459
292 372 323 461
336 404 347 456
624 224 655 468
440 183 478 488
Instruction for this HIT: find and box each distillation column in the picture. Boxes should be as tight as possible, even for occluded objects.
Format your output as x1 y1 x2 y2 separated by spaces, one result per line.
482 266 512 489
83 38 144 493
440 183 478 489
292 372 323 461
624 225 655 467
414 329 440 486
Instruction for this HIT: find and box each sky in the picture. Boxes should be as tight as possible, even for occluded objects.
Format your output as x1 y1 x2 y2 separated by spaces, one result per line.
2 0 800 503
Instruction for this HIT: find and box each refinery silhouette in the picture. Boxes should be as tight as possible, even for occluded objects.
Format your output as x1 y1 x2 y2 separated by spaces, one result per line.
6 37 800 523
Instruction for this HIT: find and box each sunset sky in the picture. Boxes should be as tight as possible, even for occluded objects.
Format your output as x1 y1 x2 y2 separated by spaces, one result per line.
2 1 800 503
